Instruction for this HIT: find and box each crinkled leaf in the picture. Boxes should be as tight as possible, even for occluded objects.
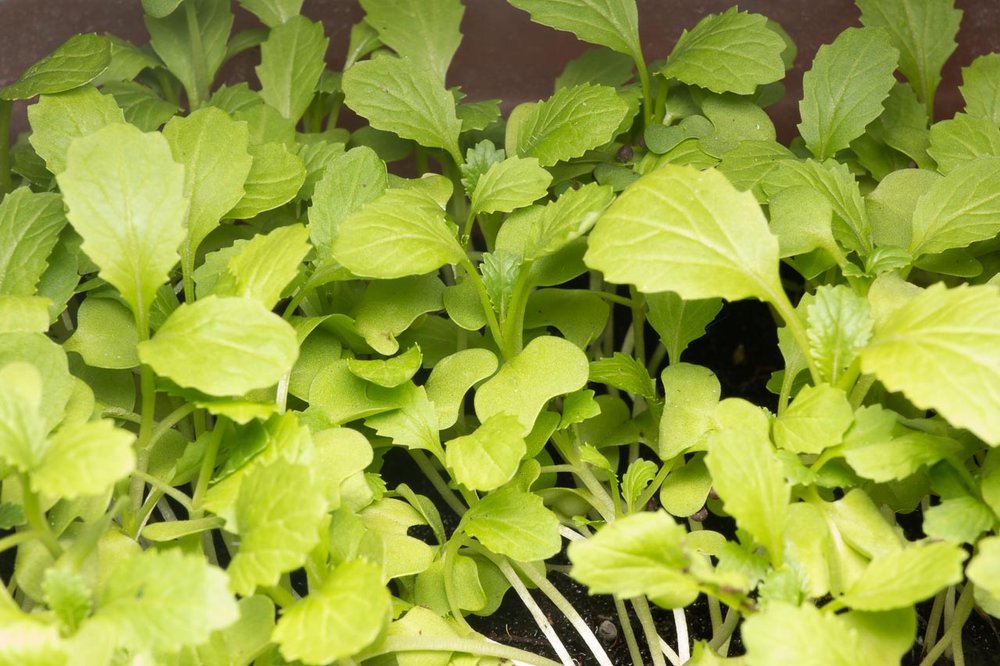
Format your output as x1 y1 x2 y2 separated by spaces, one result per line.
0 189 66 297
662 8 785 95
257 16 328 122
32 419 135 499
798 28 899 160
645 292 723 365
138 296 298 397
359 0 464 82
838 542 966 611
102 80 178 131
215 224 311 309
806 285 873 384
226 141 306 220
589 352 656 398
586 165 783 302
923 496 994 544
622 459 658 512
909 157 1000 258
309 146 387 263
43 569 91 635
506 84 629 167
928 114 1000 174
57 123 187 326
446 414 526 491
347 344 422 388
508 0 641 59
470 156 551 217
773 384 853 454
28 87 125 176
365 385 442 456
844 429 963 483
0 34 110 100
461 140 506 193
859 283 1000 445
463 487 561 561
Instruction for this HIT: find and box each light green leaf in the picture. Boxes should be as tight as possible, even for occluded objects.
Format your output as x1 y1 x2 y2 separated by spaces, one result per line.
646 292 723 365
226 141 306 220
475 336 589 435
767 185 838 259
470 156 552 217
661 8 785 95
660 454 712 518
622 459 658 512
705 426 788 564
774 385 852 456
97 549 238 654
446 414 526 492
343 56 461 160
145 0 232 105
347 344 422 388
138 296 298 397
798 28 899 160
32 419 135 500
844 429 963 483
43 569 91 635
0 334 73 434
227 459 328 595
27 87 125 175
928 114 1000 174
857 0 961 111
354 275 444 355
273 559 390 664
365 385 442 456
425 348 499 429
923 496 994 544
102 80 178 132
257 16 328 122
507 0 641 60
858 283 1000 445
568 511 699 608
215 224 311 308
238 0 304 27
743 602 863 666
461 139 506 193
0 363 47 473
360 0 464 82
332 187 464 279
0 34 110 100
806 285 873 384
524 288 609 348
968 536 1000 600
57 123 187 327
309 147 387 263
589 352 656 398
960 53 1000 126
463 486 561 561
458 98 502 132
164 106 253 268
142 516 226 542
0 297 50 334
506 84 629 167
586 165 782 302
838 542 966 611
0 189 66 297
658 363 720 460
143 0 183 17
64 297 139 369
909 157 1000 257
556 48 635 90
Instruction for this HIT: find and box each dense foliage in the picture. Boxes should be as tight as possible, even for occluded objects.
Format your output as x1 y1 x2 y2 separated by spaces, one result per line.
1 0 999 664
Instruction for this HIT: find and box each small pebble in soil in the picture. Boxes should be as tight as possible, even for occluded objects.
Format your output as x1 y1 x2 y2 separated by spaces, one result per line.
616 144 633 162
597 619 618 645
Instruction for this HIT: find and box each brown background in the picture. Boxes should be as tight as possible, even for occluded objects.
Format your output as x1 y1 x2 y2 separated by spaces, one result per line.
2 0 999 139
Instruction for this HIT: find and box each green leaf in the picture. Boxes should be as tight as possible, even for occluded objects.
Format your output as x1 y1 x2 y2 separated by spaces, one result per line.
309 147 387 264
226 142 306 220
347 344 422 388
360 0 464 82
0 189 66 297
343 56 461 160
767 185 838 259
798 27 899 160
968 536 1000 601
463 486 561 561
31 419 135 499
0 34 111 100
475 335 589 435
838 542 966 611
215 224 311 309
844 428 963 483
569 511 699 607
43 569 91 635
102 80 178 132
0 334 73 434
257 16 328 122
143 0 183 17
354 275 444 355
470 156 552 217
705 426 788 564
0 297 50 334
238 0 304 27
227 460 328 595
524 289 610 348
57 123 187 328
273 559 390 664
928 113 1000 174
743 602 863 665
960 53 1000 126
425 348 499 429
446 414 526 491
138 296 298 397
332 187 464 279
660 454 713 518
142 516 226 542
589 352 656 398
163 106 253 267
773 384 852 455
622 459 658 512
908 158 1000 257
145 0 232 105
856 0 961 111
806 285 873 384
0 363 47 473
0 503 25 530
645 292 723 365
922 496 994 544
97 549 238 654
505 84 629 167
858 284 1000 445
508 0 641 60
27 87 125 175
64 297 139 370
661 8 785 95
458 98 502 132
658 363 720 459
461 139 506 193
556 48 635 90
586 165 782 302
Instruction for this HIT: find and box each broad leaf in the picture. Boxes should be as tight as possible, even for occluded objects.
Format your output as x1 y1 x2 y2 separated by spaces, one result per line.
0 34 110 100
772 384 853 454
463 486 561 561
960 53 1000 126
859 284 1000 445
359 0 464 82
806 285 872 384
928 114 1000 174
57 123 188 328
365 385 442 456
138 296 298 397
798 28 899 160
743 602 864 665
332 187 464 279
28 87 125 175
909 158 1000 257
922 496 994 544
968 536 1000 601
425 348 499 429
214 224 311 308
662 8 785 95
0 189 66 297
508 0 641 60
226 142 306 220
556 48 635 90
586 165 783 303
446 414 526 491
238 0 304 27
506 84 629 166
0 333 74 434
0 363 47 473
273 560 390 664
645 292 723 365
145 0 232 105
227 460 328 595
470 156 551 217
343 56 462 160
658 363 720 460
309 147 387 263
838 542 966 611
31 419 135 499
257 16 328 122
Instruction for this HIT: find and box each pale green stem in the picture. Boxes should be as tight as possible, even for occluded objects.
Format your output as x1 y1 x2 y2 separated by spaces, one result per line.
0 530 36 555
629 286 646 366
0 100 12 196
443 536 475 635
20 475 60 559
129 471 194 511
148 403 196 450
708 607 741 655
634 55 653 128
918 583 974 666
459 257 508 359
765 285 821 384
924 590 946 657
360 636 563 666
410 450 467 517
632 596 669 666
190 419 226 517
613 596 645 666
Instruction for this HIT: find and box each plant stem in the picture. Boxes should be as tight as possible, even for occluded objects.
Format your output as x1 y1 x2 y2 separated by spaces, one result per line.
924 589 946 656
708 607 741 654
282 286 311 321
634 55 653 128
264 584 298 609
410 450 467 517
613 597 645 666
360 636 564 666
190 419 226 517
765 285 821 385
631 596 670 666
148 402 196 450
443 536 475 635
849 373 877 409
459 257 508 359
672 607 690 663
130 471 194 511
19 475 61 559
0 99 12 196
628 286 646 366
0 530 36 556
918 583 975 666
